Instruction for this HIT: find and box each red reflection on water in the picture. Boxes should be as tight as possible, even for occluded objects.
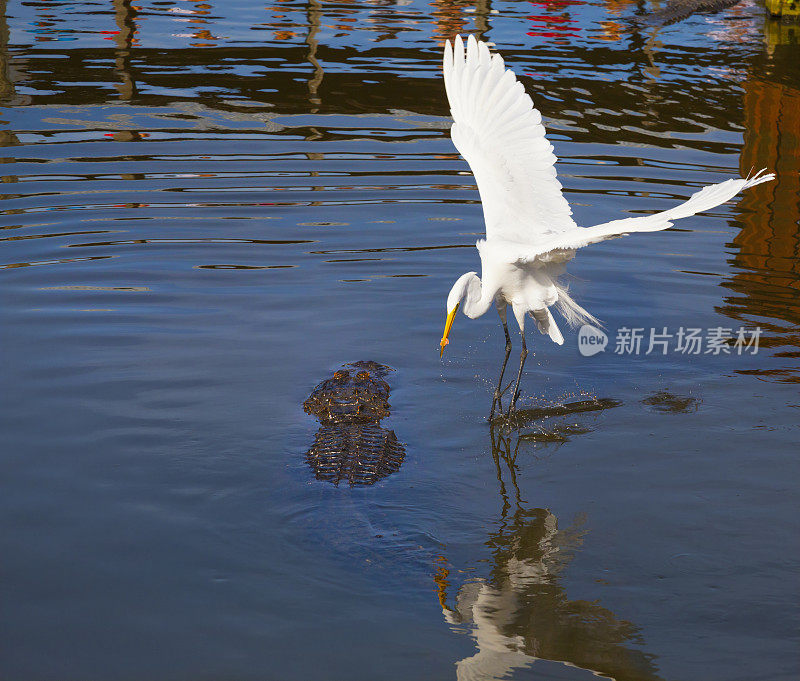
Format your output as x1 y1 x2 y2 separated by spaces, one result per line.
526 0 582 40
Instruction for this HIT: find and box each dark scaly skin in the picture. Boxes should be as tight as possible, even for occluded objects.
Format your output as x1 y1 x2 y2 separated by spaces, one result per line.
303 362 405 486
303 362 391 425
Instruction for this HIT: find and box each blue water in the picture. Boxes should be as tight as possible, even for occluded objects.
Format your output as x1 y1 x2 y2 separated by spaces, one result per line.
1 1 798 679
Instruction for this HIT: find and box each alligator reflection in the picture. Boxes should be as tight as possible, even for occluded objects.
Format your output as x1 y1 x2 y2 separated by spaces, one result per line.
437 405 662 681
303 361 405 486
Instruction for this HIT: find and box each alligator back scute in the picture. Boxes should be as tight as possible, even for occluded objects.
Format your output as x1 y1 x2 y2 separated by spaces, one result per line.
303 362 405 486
306 424 406 486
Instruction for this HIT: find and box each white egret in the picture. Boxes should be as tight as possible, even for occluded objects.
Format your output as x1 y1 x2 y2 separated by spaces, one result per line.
438 34 774 417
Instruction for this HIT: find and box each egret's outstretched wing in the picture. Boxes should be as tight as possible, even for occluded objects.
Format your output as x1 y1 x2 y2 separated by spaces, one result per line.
511 169 775 264
443 34 577 243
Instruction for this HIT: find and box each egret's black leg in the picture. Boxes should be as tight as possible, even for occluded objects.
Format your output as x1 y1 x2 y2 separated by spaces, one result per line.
490 313 513 420
507 331 528 415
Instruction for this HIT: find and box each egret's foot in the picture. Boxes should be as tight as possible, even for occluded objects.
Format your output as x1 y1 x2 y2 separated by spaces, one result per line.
492 384 510 404
490 383 514 420
490 397 501 420
497 382 513 398
506 390 522 417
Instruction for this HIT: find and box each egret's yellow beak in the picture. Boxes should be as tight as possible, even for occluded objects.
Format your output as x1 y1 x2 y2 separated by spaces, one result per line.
439 303 459 358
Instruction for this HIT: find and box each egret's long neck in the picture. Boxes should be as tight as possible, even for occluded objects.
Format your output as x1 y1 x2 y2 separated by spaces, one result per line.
461 273 495 319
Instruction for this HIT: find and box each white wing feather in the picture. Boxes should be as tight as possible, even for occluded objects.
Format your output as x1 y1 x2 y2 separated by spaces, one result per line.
442 36 776 269
443 34 578 243
512 169 776 264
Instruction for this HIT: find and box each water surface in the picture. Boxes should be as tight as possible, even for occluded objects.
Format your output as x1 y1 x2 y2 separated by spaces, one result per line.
1 1 798 679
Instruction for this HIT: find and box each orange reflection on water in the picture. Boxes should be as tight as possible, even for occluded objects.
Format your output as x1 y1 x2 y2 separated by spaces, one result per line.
728 78 800 381
430 0 477 41
168 0 223 46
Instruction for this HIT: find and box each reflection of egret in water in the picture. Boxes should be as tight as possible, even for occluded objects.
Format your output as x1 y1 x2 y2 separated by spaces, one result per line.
435 419 663 681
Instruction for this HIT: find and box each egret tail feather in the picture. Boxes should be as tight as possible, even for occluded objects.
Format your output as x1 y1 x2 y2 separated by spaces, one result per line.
555 285 602 329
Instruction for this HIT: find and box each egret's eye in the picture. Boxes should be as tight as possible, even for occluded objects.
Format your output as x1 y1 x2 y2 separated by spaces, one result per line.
440 34 774 418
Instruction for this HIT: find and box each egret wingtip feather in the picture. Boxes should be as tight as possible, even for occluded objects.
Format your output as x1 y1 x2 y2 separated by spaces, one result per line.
438 36 775 412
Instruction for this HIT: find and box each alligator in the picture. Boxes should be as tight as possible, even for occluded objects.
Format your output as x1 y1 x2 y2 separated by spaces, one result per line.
303 361 405 486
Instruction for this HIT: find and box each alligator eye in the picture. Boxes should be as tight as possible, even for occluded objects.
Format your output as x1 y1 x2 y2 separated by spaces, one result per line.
334 370 349 381
356 371 370 381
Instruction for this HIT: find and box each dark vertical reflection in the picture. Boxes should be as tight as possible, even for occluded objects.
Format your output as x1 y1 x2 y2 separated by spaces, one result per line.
0 0 20 163
0 0 29 109
722 45 800 382
640 25 663 82
764 12 800 52
110 0 144 182
304 0 324 196
432 0 488 42
112 0 137 101
436 424 661 681
625 17 664 91
0 0 10 102
305 0 323 112
472 0 491 39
